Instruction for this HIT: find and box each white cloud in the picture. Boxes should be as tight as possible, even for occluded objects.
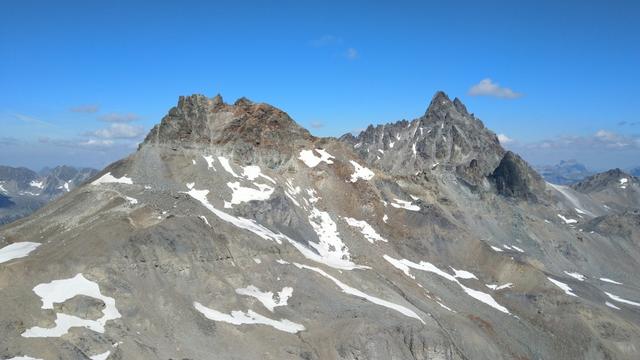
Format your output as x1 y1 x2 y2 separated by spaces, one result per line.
519 130 640 151
345 48 359 60
468 78 522 99
310 121 324 129
87 123 145 139
310 35 342 47
69 104 99 113
497 133 514 144
98 112 140 123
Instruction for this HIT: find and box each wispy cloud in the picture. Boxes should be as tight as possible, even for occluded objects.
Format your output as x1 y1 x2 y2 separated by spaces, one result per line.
617 120 640 126
310 35 342 47
468 78 522 99
13 113 53 126
98 112 141 123
345 48 359 60
497 133 514 144
518 130 640 151
69 104 100 113
309 121 324 129
85 123 145 139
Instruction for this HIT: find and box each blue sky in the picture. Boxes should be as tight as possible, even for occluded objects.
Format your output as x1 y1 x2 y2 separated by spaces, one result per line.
1 0 639 171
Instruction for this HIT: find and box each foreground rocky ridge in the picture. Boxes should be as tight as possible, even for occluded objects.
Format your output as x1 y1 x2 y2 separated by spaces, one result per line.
1 92 639 359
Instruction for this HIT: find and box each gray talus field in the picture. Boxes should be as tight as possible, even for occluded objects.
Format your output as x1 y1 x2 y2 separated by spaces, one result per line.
1 92 639 360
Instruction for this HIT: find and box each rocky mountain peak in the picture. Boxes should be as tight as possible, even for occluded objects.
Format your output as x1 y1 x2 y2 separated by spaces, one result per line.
571 168 635 193
340 91 505 187
143 93 313 150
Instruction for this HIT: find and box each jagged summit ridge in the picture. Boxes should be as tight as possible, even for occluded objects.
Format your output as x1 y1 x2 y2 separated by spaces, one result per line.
340 91 504 186
143 93 313 148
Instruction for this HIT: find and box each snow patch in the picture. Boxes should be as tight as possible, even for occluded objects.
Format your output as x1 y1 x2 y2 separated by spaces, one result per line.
185 187 365 270
242 165 276 184
298 149 334 168
202 155 216 170
547 277 577 297
124 196 138 205
235 285 293 312
0 242 41 264
384 255 509 313
295 263 424 324
490 246 503 252
604 292 640 307
22 274 121 338
344 217 387 243
600 277 623 285
606 301 620 310
563 271 586 281
557 214 577 224
486 283 513 290
30 180 44 189
218 156 239 177
92 173 133 185
225 182 274 207
193 302 304 333
90 351 111 360
391 199 420 211
349 160 374 182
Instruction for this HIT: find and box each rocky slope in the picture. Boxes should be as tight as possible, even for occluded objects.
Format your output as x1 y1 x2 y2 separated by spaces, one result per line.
1 92 639 360
0 165 98 225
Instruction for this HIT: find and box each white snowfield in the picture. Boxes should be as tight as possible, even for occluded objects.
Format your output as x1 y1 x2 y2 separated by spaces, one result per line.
604 292 640 307
600 277 623 285
486 283 513 290
557 214 577 224
606 301 621 310
22 274 121 338
193 302 305 333
242 165 276 184
218 156 239 177
298 149 334 168
490 245 504 252
124 196 138 205
563 271 586 281
90 351 111 360
294 263 425 324
0 183 6 193
30 180 44 189
391 199 420 211
92 172 133 185
547 277 577 297
6 356 43 360
0 242 41 264
185 187 366 270
620 178 628 189
348 160 374 182
235 285 293 312
384 255 510 314
344 217 387 243
307 208 356 267
225 181 274 207
202 155 216 170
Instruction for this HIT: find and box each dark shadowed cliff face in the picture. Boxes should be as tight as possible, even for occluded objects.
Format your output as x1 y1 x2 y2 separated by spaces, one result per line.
489 151 546 201
1 92 640 360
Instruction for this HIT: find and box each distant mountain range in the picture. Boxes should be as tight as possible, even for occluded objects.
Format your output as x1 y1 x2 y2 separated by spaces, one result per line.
0 165 98 225
536 160 640 185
